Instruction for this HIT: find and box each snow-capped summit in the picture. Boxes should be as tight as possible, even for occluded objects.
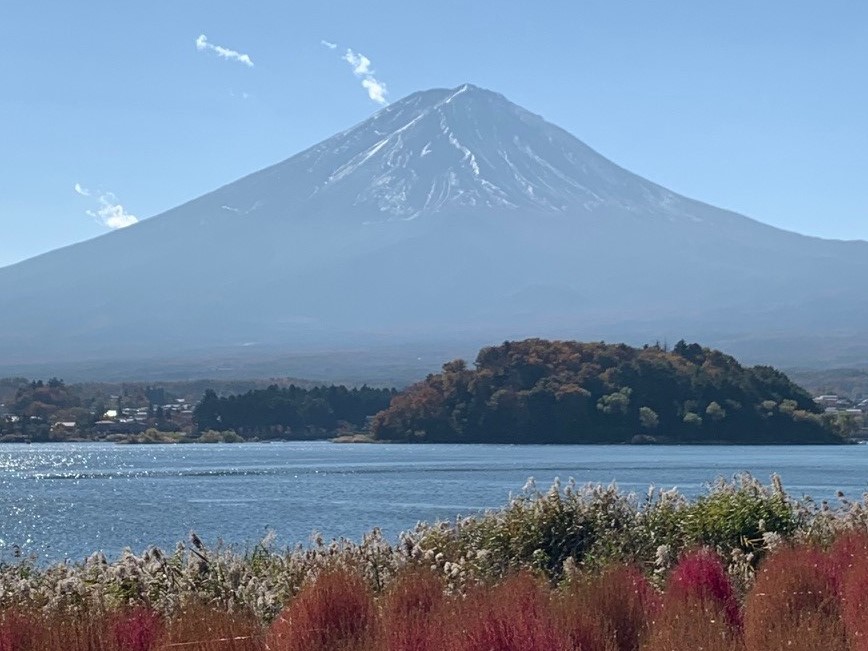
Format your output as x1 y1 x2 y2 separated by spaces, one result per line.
221 82 681 223
0 84 866 376
311 82 632 218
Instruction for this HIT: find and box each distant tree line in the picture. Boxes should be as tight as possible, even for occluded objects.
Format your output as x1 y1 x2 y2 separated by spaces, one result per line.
193 384 397 439
369 339 843 444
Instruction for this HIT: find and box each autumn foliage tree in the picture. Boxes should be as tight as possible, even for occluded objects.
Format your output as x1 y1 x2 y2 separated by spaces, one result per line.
370 339 834 444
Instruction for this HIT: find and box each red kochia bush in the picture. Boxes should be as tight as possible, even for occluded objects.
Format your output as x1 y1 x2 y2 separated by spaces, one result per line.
381 566 445 651
643 550 745 651
665 548 741 629
843 558 868 651
743 546 846 651
112 607 163 651
452 572 569 651
643 598 745 651
266 567 378 651
557 564 658 651
159 603 264 651
0 610 36 651
832 533 868 651
829 531 868 589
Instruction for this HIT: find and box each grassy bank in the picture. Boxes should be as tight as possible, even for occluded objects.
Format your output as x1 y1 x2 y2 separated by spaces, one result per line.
2 475 868 649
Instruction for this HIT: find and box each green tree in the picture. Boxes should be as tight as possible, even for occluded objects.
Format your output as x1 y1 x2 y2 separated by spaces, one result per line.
705 401 726 421
683 412 703 427
597 387 632 416
639 406 659 430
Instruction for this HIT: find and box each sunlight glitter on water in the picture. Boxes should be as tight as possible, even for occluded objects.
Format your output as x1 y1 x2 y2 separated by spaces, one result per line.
2 441 867 562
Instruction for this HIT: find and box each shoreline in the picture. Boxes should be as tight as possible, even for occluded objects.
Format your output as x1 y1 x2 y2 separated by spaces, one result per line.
0 434 858 445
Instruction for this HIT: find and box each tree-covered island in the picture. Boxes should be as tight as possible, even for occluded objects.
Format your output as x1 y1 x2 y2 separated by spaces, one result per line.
369 339 849 444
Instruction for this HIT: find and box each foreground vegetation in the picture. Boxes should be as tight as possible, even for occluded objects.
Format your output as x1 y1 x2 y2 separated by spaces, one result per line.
371 339 849 443
3 475 868 648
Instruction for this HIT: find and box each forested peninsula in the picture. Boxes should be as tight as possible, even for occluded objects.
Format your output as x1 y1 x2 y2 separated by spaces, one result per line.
369 339 845 444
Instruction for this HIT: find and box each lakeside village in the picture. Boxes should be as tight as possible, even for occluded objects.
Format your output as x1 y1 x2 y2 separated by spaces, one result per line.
0 379 396 443
814 394 868 438
0 382 204 443
1 379 867 443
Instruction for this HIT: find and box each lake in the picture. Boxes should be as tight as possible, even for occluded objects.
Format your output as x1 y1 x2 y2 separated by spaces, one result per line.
1 441 865 563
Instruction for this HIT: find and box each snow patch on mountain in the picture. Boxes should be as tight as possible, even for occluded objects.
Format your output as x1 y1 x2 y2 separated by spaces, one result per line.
282 83 708 223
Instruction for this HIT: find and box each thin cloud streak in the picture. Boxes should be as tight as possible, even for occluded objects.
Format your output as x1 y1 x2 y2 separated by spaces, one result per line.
195 34 254 67
320 40 337 50
341 48 388 105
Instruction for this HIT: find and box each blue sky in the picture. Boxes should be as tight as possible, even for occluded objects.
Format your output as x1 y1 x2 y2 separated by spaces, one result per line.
2 1 866 267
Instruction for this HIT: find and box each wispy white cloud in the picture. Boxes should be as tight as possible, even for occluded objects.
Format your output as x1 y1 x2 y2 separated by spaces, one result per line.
343 50 372 75
362 77 388 105
195 34 254 68
341 48 388 105
88 194 139 229
75 184 139 229
320 40 337 50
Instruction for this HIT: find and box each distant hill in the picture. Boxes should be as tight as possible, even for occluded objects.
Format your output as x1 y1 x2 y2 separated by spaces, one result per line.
786 367 868 402
370 339 845 444
0 83 866 379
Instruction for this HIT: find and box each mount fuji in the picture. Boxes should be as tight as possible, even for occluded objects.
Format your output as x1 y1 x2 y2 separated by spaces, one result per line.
1 83 866 379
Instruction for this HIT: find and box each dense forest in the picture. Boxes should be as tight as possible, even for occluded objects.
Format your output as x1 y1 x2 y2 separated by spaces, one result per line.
193 384 396 439
369 339 845 444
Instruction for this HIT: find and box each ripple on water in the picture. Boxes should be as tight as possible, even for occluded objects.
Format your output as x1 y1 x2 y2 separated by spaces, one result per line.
1 441 867 563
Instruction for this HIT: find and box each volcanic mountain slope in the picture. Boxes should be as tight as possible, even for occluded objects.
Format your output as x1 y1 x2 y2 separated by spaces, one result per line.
1 83 866 376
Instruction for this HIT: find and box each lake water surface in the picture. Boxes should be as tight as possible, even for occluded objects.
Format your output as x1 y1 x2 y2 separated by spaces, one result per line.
1 442 866 562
